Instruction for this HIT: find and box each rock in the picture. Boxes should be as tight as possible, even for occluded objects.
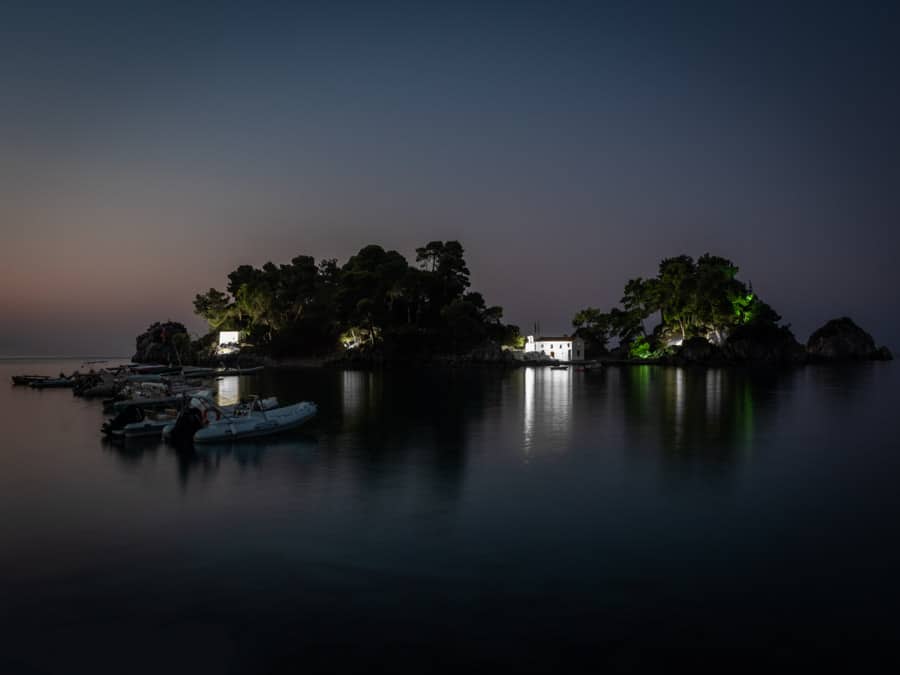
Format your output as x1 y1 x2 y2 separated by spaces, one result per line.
132 321 189 364
807 317 887 361
875 345 894 361
723 322 806 365
675 336 723 364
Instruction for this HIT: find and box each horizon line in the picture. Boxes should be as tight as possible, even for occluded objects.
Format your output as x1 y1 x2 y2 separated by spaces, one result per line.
0 355 131 361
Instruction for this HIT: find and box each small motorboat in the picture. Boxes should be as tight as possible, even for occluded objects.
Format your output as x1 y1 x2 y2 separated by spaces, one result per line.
11 375 51 386
78 372 119 398
193 401 317 444
550 365 568 371
30 377 74 389
110 415 178 439
102 405 147 436
110 389 213 413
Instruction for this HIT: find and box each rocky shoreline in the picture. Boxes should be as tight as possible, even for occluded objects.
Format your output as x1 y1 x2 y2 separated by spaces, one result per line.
319 316 893 370
132 317 892 370
636 316 892 368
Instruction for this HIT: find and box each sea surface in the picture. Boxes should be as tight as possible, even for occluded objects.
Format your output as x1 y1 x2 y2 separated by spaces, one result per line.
2 358 899 671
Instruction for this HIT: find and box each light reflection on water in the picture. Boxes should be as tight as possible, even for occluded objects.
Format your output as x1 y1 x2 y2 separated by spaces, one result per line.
216 375 240 407
522 367 574 457
341 369 367 423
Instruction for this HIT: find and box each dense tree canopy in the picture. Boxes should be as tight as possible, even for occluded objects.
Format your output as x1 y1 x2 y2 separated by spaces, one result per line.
193 241 519 357
573 254 782 357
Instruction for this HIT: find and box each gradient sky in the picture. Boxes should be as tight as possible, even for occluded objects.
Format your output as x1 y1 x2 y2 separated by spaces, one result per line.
2 0 898 356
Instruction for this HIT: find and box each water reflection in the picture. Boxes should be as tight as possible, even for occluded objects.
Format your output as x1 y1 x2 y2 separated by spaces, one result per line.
193 434 319 465
618 365 781 471
341 370 368 423
217 375 240 407
101 435 160 468
674 367 685 444
705 369 722 418
523 367 573 457
100 365 789 488
99 369 493 501
92 365 800 489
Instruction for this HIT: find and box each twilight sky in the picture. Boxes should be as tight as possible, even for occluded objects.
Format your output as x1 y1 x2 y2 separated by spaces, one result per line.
1 0 898 356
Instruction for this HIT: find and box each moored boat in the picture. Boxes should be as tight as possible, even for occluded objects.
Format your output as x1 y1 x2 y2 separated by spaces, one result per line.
111 416 178 439
193 402 317 444
11 375 51 386
30 377 74 389
109 389 213 413
162 396 281 443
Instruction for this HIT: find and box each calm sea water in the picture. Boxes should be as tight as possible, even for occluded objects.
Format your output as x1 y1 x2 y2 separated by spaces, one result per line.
2 359 899 671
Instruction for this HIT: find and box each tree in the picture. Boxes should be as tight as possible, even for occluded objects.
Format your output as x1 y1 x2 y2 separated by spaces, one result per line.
226 265 261 297
694 254 742 343
193 240 509 358
572 307 614 354
441 298 485 351
608 307 644 344
337 245 410 340
275 255 319 325
500 323 525 349
436 241 471 299
657 255 697 341
233 282 274 341
193 288 232 329
415 241 444 272
573 252 784 354
621 277 658 323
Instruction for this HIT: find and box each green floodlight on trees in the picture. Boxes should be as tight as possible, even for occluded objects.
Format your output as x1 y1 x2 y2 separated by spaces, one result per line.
731 292 756 324
572 255 783 357
630 336 652 359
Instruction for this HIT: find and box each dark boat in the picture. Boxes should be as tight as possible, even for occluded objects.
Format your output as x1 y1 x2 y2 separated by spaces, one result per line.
11 375 51 386
29 377 74 389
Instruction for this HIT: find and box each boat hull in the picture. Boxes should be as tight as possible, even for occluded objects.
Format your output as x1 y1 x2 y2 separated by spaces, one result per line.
115 419 174 438
30 379 73 389
193 403 317 444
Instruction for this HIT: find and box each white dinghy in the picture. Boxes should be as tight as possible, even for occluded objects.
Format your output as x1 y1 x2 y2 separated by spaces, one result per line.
193 401 317 444
160 396 276 441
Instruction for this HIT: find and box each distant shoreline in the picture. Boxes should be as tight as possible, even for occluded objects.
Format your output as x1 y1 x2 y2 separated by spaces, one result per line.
0 356 131 361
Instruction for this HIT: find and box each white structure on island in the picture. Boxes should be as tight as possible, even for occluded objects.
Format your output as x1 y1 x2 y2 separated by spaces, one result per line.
524 335 585 361
216 330 241 356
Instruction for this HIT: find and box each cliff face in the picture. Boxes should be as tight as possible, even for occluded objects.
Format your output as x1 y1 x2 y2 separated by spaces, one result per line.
807 317 893 362
675 336 725 365
132 321 189 364
723 323 807 365
667 325 805 366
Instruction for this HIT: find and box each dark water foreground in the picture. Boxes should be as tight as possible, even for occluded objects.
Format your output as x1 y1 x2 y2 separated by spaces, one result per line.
2 359 899 672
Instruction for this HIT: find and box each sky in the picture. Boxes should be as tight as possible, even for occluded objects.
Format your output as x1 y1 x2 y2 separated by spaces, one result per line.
1 0 898 356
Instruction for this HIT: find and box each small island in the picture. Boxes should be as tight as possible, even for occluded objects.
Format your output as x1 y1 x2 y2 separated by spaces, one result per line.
136 241 523 366
571 254 892 366
133 246 892 368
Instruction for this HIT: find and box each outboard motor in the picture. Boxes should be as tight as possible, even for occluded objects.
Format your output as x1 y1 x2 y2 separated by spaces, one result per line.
101 405 145 435
169 407 204 446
